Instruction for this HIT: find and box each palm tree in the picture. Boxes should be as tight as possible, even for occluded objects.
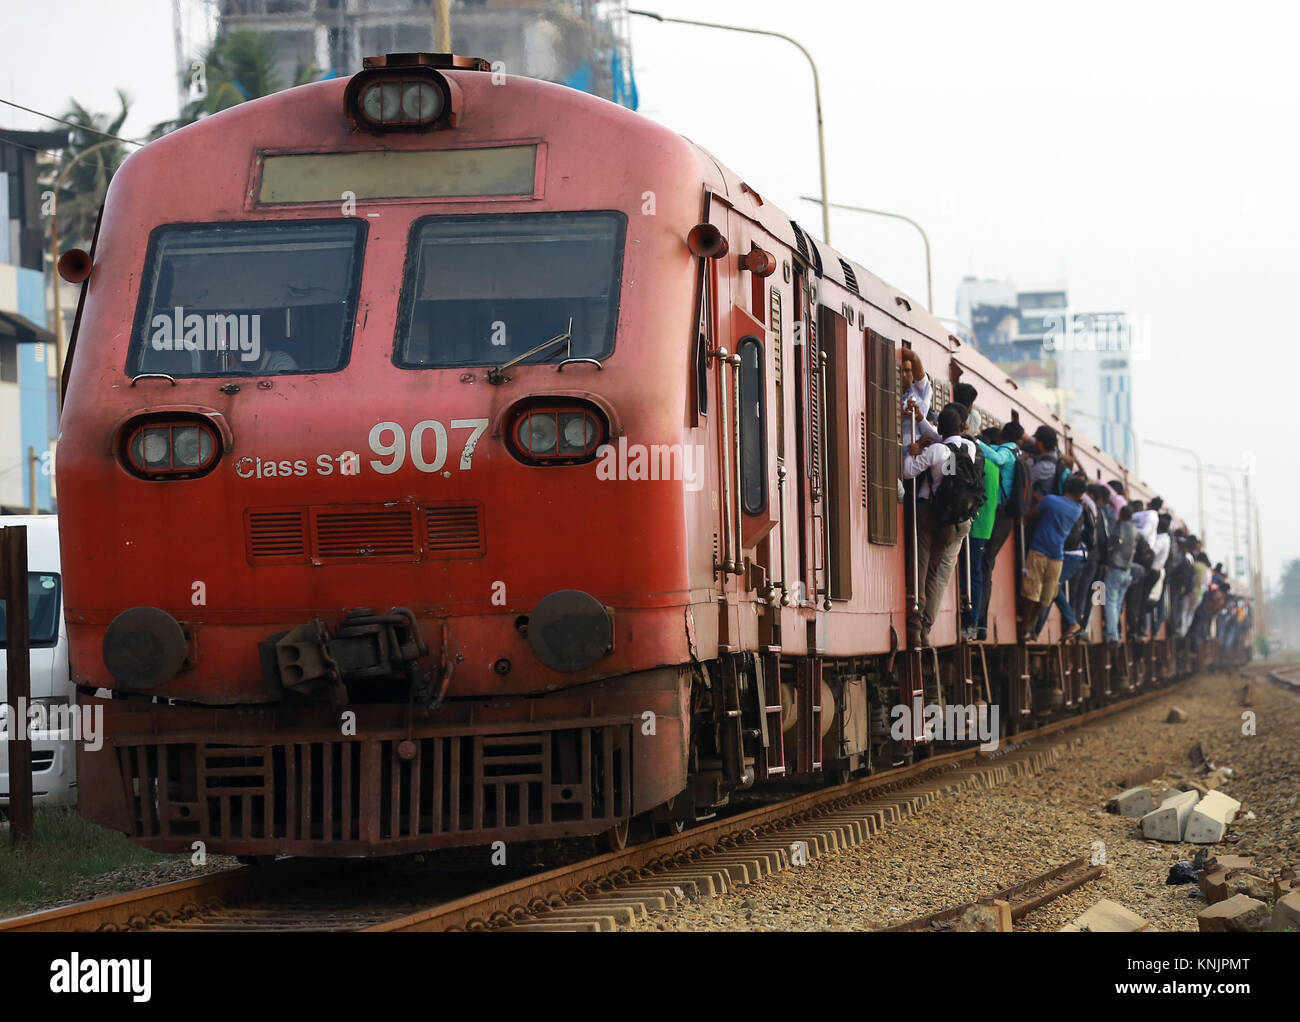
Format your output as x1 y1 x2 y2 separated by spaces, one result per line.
152 29 320 137
49 90 132 252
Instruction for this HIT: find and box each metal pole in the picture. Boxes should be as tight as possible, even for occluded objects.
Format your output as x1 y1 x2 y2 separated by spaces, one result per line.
938 318 977 346
433 0 452 52
2 525 34 845
910 407 919 614
1253 495 1266 638
171 0 188 116
631 11 831 243
28 446 38 514
1064 405 1141 479
801 197 931 311
1141 437 1204 540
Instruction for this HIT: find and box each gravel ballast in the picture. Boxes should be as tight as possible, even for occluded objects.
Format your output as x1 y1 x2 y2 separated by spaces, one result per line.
626 666 1299 932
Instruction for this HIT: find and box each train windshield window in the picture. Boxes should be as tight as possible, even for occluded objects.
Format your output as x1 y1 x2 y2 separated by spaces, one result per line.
127 220 366 378
395 211 625 369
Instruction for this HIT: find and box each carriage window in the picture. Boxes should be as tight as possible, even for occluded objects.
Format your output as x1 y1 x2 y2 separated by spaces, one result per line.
737 336 766 514
0 573 61 649
395 211 625 368
127 220 366 378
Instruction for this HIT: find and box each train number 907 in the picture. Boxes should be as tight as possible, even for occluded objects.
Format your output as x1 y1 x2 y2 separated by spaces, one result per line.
368 418 491 475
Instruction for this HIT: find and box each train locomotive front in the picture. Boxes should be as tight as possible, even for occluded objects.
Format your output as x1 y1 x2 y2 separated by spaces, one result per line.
59 55 714 855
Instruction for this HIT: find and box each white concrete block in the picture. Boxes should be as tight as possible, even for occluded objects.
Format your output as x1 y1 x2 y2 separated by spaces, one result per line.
1184 790 1242 844
1109 787 1157 818
1140 788 1199 842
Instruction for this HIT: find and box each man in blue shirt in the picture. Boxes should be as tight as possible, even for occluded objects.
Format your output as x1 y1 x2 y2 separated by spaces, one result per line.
1018 474 1086 642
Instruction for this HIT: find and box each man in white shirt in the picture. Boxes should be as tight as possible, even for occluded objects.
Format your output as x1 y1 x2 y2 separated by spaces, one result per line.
1132 496 1162 546
1144 512 1173 636
901 402 977 647
899 347 932 449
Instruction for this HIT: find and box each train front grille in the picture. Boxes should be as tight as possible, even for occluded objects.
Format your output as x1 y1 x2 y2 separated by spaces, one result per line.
114 723 632 851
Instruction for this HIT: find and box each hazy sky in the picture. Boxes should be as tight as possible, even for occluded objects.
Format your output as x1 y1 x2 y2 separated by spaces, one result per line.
3 0 1297 586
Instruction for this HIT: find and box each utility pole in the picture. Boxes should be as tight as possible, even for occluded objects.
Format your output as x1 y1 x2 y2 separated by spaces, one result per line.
2 525 34 845
172 0 188 116
434 0 452 52
28 446 38 513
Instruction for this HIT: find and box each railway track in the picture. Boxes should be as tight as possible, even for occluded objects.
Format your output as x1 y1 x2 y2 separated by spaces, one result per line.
2 676 1209 933
1267 663 1300 695
884 857 1105 931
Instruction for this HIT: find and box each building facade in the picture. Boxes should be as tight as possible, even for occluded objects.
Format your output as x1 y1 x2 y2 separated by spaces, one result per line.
956 276 1134 465
1 130 63 514
216 0 639 108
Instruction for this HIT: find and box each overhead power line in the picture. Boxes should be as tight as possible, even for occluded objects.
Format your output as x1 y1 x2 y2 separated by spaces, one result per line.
0 97 145 147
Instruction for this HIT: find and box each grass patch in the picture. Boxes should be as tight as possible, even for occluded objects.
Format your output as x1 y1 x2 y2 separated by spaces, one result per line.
0 807 172 918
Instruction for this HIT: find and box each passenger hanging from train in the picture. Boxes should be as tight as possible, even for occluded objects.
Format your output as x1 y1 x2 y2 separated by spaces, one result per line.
1145 513 1174 636
898 347 933 500
1073 483 1114 632
962 425 1004 641
1019 474 1087 642
1027 425 1078 497
1125 500 1154 638
901 402 983 648
1106 479 1129 518
1034 475 1098 639
974 420 1025 640
1103 502 1139 645
899 347 932 450
1166 531 1196 637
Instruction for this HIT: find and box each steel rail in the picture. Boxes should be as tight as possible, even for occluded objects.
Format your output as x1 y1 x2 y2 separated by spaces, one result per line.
3 672 1220 933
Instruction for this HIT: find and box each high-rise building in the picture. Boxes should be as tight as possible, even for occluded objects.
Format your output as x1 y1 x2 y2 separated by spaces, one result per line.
956 276 1134 465
214 0 639 108
0 129 64 514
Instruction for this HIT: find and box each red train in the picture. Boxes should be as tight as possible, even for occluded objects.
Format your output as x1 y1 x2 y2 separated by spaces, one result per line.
56 53 1232 858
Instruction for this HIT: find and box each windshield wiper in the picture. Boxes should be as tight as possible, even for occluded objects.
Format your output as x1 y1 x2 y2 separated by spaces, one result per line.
487 318 573 385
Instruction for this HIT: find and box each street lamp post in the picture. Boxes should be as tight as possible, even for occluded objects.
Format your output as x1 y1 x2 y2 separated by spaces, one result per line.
1142 437 1205 540
1064 405 1141 478
629 10 831 243
1200 471 1240 580
938 318 977 345
800 197 932 312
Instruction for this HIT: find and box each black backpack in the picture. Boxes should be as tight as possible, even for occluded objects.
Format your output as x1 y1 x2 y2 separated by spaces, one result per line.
1005 453 1034 518
931 440 986 526
1049 456 1070 496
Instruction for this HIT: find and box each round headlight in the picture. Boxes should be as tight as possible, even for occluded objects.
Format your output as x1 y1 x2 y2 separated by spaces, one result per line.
559 413 595 454
143 429 171 467
401 82 441 121
172 427 214 467
518 414 557 454
361 84 385 122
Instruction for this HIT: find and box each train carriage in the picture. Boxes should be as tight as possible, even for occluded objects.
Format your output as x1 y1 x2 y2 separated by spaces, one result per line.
55 53 1218 858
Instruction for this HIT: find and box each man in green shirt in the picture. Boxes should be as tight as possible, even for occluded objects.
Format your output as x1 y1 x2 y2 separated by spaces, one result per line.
973 421 1022 640
963 425 1005 640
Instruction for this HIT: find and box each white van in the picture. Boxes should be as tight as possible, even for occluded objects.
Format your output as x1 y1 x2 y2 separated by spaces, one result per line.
1 515 77 807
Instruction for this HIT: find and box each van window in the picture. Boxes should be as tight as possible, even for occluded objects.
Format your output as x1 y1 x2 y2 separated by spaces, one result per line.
0 572 61 648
